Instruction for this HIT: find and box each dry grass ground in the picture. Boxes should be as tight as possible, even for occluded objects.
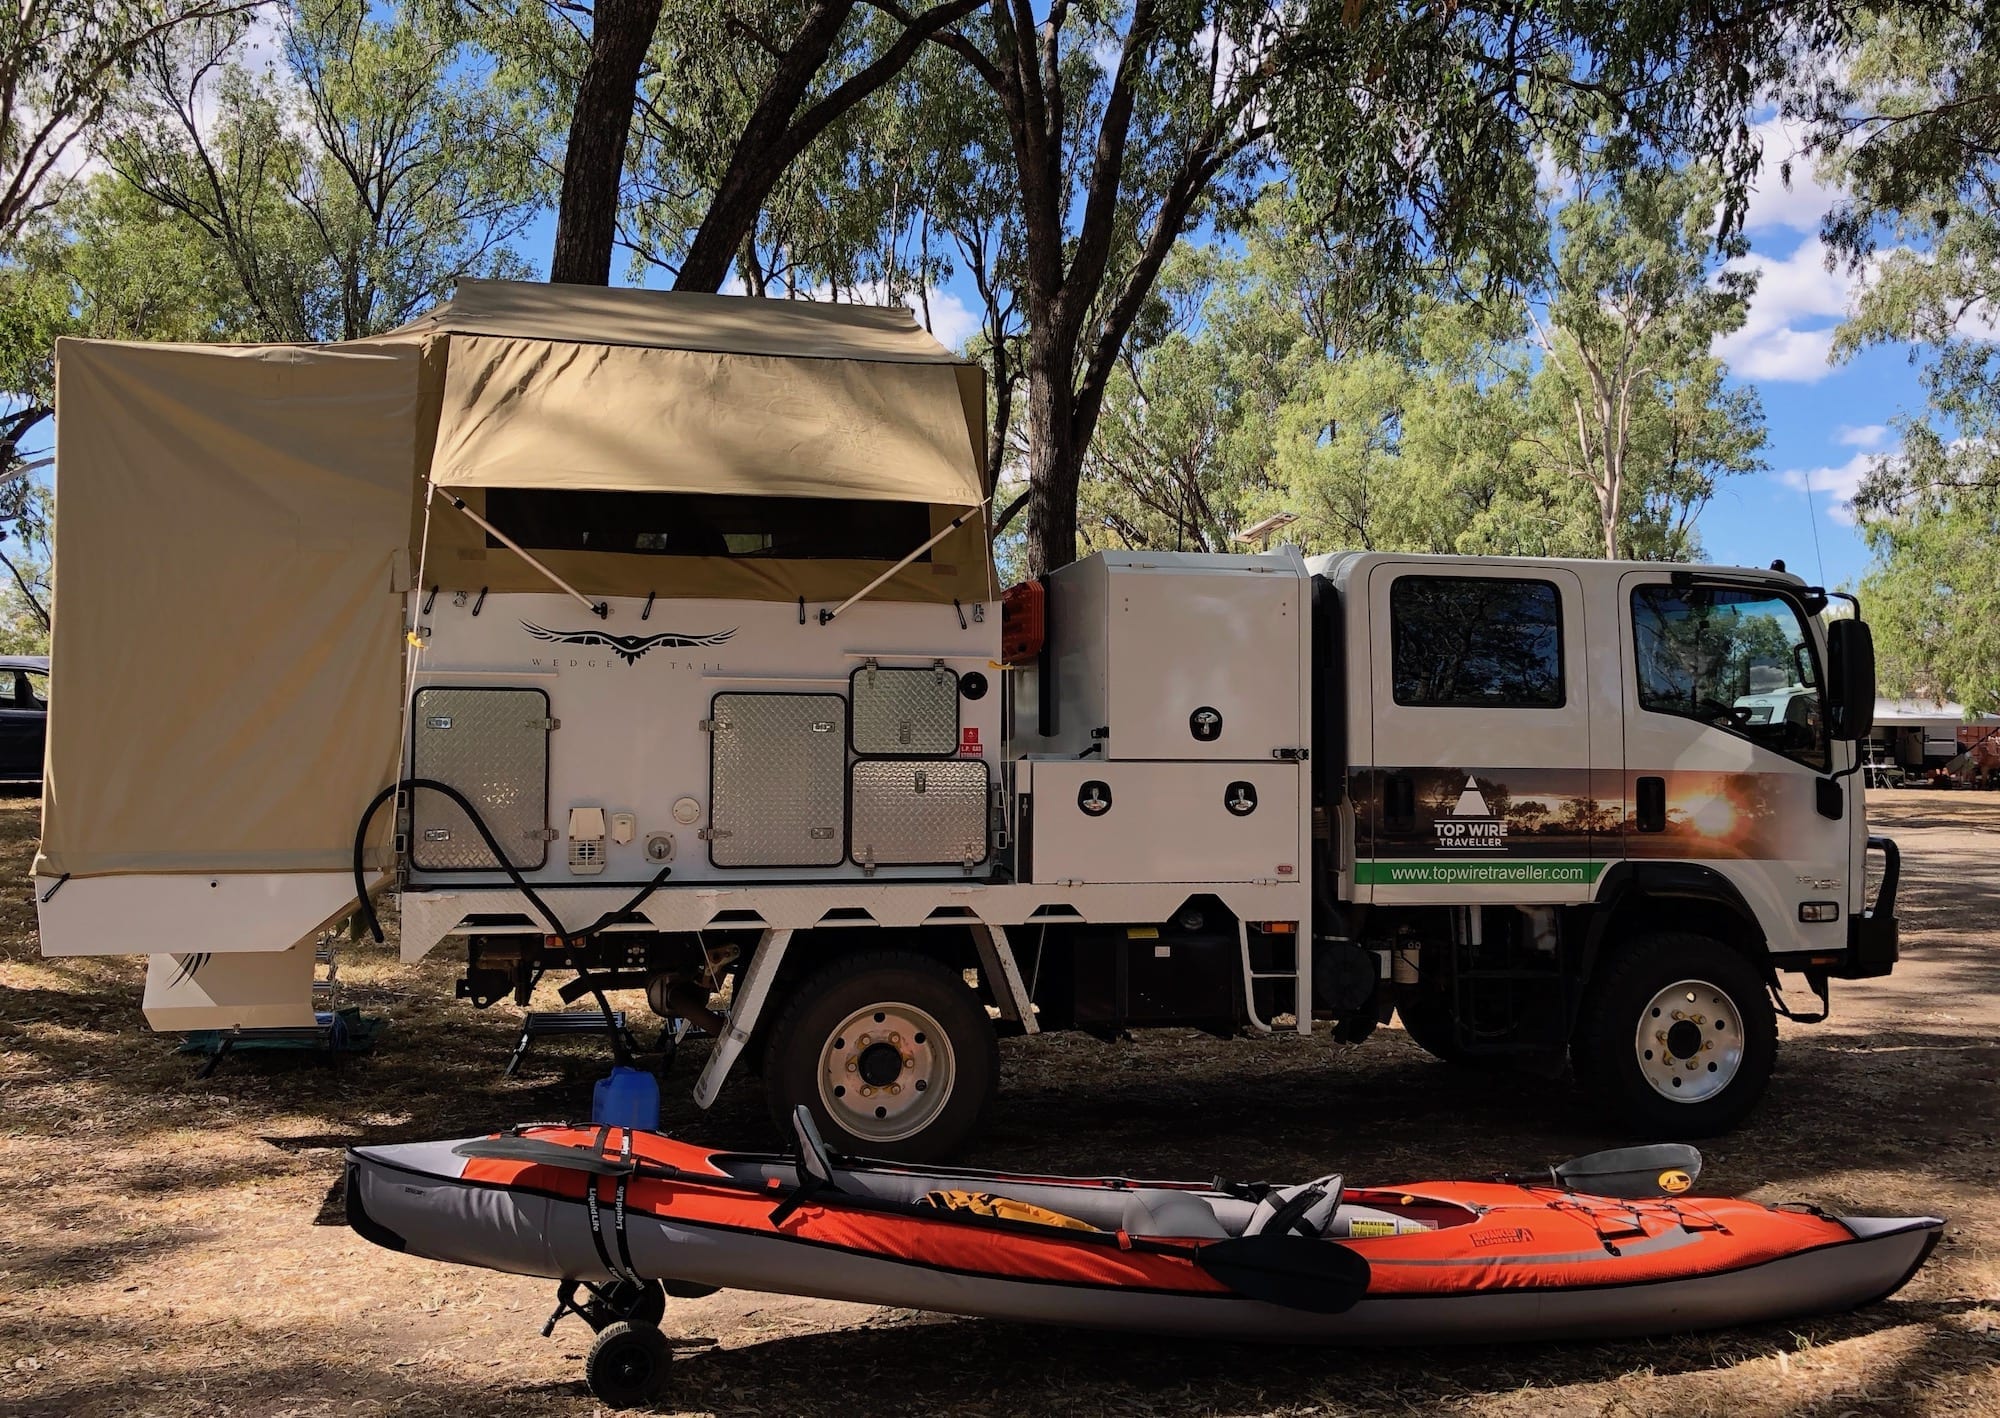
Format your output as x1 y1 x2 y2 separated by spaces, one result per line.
1 791 1996 1416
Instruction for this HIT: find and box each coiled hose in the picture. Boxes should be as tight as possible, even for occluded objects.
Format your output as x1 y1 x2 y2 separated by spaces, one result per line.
352 778 671 1065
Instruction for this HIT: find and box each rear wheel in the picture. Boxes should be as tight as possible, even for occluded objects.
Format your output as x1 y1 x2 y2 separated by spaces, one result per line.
1572 932 1777 1138
762 949 997 1162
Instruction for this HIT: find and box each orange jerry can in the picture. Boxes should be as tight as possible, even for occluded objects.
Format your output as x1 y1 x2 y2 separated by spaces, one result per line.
1000 580 1045 664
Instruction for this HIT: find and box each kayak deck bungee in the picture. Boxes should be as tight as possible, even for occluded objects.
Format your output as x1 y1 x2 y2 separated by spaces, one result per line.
347 1118 1942 1357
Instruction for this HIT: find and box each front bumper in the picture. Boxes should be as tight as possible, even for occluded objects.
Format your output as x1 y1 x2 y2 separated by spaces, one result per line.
1836 835 1900 980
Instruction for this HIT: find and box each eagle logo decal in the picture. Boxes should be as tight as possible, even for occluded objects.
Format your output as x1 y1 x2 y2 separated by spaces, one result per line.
521 621 736 665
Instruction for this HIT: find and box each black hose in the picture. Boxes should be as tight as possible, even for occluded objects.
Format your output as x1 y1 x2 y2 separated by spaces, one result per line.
352 777 671 1065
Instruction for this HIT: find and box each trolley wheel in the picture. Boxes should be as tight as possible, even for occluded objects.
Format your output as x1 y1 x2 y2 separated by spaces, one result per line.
762 949 997 1162
582 1278 667 1331
585 1321 673 1409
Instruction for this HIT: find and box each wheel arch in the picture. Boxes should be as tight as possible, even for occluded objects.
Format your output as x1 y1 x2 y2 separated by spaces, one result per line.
1582 862 1770 984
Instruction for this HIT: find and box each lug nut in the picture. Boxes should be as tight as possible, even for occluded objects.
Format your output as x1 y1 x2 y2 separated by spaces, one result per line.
860 1086 874 1097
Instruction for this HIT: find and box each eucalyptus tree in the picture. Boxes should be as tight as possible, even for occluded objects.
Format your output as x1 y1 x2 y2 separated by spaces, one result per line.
1523 161 1766 560
103 0 549 342
1801 3 2000 709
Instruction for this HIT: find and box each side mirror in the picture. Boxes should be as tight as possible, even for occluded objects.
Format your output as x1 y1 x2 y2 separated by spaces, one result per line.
1825 619 1875 741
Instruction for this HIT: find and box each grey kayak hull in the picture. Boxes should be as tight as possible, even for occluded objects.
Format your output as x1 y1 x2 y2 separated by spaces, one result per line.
346 1139 1941 1345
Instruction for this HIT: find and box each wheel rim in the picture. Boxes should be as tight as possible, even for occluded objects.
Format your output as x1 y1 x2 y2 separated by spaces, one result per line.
816 1000 955 1144
1633 978 1746 1103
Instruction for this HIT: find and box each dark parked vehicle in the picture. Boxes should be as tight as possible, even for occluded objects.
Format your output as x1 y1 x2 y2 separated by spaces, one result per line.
0 655 49 781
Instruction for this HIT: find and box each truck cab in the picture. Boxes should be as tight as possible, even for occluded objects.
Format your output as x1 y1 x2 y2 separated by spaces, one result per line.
1316 552 1895 1134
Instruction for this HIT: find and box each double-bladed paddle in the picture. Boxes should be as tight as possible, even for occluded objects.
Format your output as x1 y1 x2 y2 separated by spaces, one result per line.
451 1135 639 1176
1190 1234 1373 1314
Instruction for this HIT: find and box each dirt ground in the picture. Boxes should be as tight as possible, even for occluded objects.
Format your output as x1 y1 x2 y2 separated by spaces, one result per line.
1 792 1996 1417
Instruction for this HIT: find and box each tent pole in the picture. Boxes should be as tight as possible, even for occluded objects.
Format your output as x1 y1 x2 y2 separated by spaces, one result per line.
818 503 984 625
429 485 608 619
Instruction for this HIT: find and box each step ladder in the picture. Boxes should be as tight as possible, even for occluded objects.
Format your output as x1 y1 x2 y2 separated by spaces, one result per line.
1237 921 1311 1036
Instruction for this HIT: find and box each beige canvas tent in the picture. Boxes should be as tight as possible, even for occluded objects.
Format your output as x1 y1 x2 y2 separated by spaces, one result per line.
38 280 990 895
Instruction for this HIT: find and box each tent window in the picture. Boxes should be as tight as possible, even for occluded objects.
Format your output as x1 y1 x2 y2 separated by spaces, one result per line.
481 489 934 561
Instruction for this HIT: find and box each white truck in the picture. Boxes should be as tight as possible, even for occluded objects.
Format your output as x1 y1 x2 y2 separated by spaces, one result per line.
35 280 1898 1160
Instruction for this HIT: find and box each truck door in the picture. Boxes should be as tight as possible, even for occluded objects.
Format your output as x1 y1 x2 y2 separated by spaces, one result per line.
1618 573 1851 937
1362 563 1600 904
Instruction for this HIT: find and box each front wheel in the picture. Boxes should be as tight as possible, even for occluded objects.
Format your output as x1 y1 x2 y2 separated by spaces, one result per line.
1572 932 1777 1138
761 949 998 1162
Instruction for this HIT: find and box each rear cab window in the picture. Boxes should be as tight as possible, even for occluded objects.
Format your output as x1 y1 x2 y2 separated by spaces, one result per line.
1390 576 1565 709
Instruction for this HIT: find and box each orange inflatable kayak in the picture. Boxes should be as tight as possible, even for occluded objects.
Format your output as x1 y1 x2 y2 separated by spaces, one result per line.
347 1115 1939 1405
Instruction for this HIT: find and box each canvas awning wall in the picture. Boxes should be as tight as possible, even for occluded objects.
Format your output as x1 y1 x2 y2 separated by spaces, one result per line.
37 339 420 879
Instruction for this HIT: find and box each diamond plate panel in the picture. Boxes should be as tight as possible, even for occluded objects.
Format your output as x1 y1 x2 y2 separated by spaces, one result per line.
410 687 550 871
850 665 959 757
709 693 847 868
850 759 990 867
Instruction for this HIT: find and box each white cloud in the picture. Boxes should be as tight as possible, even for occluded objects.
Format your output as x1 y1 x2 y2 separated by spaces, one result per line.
1740 116 1844 235
1713 235 1865 383
1774 451 1881 524
1836 423 1890 449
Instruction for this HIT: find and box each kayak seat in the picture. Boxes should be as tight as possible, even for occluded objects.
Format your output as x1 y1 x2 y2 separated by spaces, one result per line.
1244 1174 1344 1239
1120 1188 1231 1239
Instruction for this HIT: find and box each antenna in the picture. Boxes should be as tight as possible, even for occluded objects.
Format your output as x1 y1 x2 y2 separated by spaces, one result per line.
1801 468 1827 586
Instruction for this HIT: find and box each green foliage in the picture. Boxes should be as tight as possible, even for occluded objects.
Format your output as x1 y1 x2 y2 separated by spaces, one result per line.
1809 3 2000 711
101 0 550 342
0 0 262 249
1525 162 1766 559
1077 172 1766 564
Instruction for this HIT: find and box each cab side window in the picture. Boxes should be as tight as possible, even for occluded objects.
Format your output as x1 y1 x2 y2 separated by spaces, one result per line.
1631 584 1826 770
1390 576 1565 708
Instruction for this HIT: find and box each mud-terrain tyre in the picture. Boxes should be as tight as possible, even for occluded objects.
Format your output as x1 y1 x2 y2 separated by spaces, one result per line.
762 949 998 1163
1572 932 1777 1138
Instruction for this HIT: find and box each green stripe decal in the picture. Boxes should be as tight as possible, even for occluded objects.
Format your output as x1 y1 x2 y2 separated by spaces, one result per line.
1356 860 1608 886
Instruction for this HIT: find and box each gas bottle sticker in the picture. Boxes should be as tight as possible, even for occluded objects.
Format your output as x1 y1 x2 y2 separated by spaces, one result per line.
959 726 982 756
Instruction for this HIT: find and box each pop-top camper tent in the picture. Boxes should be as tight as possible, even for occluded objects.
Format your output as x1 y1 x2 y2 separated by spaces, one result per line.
38 279 989 1027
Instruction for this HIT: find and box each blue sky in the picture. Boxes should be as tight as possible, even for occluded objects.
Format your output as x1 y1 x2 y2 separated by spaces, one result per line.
1696 114 1924 592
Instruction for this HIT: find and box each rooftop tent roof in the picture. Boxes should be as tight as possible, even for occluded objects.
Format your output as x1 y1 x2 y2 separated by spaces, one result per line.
403 278 975 365
417 280 989 507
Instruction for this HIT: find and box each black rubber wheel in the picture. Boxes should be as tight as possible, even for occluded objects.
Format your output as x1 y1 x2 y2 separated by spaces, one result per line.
582 1279 667 1331
1571 932 1777 1138
1394 996 1474 1066
585 1321 672 1409
761 949 998 1163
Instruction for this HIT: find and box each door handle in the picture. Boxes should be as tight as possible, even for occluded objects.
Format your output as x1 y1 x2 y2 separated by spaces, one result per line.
1636 776 1666 833
1383 772 1417 834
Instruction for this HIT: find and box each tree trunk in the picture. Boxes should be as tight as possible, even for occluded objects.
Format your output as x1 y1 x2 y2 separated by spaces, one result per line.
1021 331 1080 575
549 0 664 286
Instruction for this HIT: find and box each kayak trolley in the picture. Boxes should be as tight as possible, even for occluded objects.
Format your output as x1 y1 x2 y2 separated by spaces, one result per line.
543 1275 717 1409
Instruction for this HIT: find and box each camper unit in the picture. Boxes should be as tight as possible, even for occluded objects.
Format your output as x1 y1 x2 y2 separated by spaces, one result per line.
37 282 1900 1162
